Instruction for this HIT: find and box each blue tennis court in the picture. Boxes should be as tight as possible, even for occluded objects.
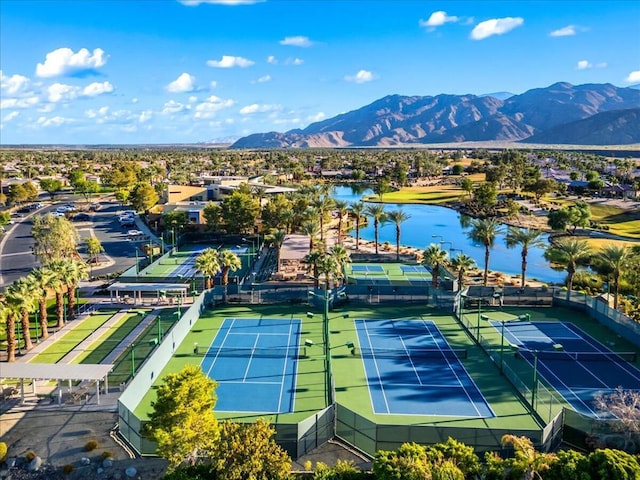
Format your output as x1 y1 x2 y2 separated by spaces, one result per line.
200 317 301 413
351 264 385 273
355 319 494 417
400 265 430 275
492 320 640 416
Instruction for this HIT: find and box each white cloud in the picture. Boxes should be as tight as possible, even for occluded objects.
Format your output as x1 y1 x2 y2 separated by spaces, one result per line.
0 71 31 95
194 95 234 118
267 55 277 64
253 75 271 83
36 47 107 78
419 11 459 28
307 112 326 122
131 97 139 104
470 17 524 40
188 95 198 103
550 25 576 37
209 80 218 89
625 70 640 83
345 70 375 84
86 106 110 119
239 103 281 114
37 115 72 127
288 58 304 66
279 36 314 47
0 96 39 109
162 100 189 114
178 0 262 5
83 81 114 96
47 83 80 102
577 60 607 70
138 110 153 123
206 55 254 68
2 111 19 122
166 73 196 93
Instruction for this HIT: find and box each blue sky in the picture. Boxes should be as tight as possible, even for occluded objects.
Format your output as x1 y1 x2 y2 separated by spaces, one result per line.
1 0 639 145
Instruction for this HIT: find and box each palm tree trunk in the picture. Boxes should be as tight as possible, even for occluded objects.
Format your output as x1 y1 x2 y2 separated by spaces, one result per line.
483 246 490 286
56 291 65 328
521 248 527 288
337 218 342 245
355 218 360 250
395 226 400 261
567 262 576 291
67 283 77 320
21 311 33 350
434 265 440 289
374 220 379 255
613 272 620 309
6 314 16 362
39 297 49 339
458 270 464 291
222 268 229 302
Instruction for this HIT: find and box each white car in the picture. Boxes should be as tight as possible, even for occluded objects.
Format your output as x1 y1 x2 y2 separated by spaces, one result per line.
127 230 144 237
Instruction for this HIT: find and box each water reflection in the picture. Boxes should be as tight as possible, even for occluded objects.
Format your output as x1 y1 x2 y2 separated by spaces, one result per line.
331 185 565 284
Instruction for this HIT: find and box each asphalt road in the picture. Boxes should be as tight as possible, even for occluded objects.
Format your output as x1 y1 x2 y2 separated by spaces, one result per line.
0 198 140 289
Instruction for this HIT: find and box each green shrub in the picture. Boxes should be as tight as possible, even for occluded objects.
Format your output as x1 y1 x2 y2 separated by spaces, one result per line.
62 464 74 474
314 459 366 480
84 440 98 452
25 450 37 462
431 460 464 480
100 450 114 460
0 442 7 462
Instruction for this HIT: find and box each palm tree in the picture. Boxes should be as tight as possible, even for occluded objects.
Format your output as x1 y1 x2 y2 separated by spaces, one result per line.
195 248 221 289
313 196 334 244
505 227 547 288
0 297 19 362
422 243 449 289
467 218 502 286
267 229 287 268
348 202 366 251
386 209 411 261
333 200 349 245
595 245 630 310
301 220 320 251
544 238 591 292
364 204 387 255
329 244 351 285
27 267 55 340
6 278 37 351
316 252 341 291
47 259 70 328
303 250 322 289
450 253 476 291
217 249 241 302
60 260 88 320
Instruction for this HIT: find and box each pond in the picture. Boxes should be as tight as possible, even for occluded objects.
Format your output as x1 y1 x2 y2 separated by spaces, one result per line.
332 185 566 284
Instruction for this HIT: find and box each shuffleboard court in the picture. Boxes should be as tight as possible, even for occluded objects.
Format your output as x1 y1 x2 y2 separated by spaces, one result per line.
355 318 494 417
492 320 640 416
200 318 301 414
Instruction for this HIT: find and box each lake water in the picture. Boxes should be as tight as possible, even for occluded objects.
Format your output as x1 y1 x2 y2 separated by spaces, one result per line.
332 186 566 284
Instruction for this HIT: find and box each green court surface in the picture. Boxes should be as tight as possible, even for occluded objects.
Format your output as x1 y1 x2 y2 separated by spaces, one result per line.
28 309 119 364
133 304 540 431
345 262 433 285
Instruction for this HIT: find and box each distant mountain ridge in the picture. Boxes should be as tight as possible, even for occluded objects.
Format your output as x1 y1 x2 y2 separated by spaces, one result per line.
231 82 640 148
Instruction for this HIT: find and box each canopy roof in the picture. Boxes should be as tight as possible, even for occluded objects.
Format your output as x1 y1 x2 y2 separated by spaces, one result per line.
0 363 113 381
107 282 188 293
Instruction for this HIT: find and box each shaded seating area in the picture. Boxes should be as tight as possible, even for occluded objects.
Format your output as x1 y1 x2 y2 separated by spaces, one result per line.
107 282 189 306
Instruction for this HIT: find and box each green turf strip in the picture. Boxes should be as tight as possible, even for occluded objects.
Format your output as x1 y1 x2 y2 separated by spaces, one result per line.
29 310 118 364
71 310 150 365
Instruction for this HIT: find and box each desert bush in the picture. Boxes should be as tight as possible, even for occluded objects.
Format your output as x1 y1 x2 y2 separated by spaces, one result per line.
62 464 74 474
25 450 37 462
84 440 98 452
100 450 114 460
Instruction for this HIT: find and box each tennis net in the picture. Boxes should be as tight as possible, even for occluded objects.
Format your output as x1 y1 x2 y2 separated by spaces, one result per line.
518 349 637 363
205 346 299 358
357 347 467 360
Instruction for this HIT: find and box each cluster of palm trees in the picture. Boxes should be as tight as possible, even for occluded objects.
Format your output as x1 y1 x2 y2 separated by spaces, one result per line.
0 259 88 362
194 248 242 302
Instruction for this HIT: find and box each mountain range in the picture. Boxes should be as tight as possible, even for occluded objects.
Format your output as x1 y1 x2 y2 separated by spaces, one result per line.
230 82 640 148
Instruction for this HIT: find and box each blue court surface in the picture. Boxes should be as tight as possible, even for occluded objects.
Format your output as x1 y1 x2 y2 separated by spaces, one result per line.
400 265 430 275
200 318 301 413
351 264 385 273
492 320 640 416
355 319 494 417
169 245 249 278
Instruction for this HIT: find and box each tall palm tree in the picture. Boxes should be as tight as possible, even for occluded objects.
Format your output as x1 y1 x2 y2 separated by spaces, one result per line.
329 244 351 285
333 200 349 245
450 253 476 291
467 218 502 286
6 278 37 351
27 267 55 340
544 238 592 292
422 243 449 289
348 202 366 251
59 260 88 320
364 204 387 255
316 252 341 291
217 249 241 302
595 245 630 310
386 209 411 261
313 196 334 244
268 229 287 269
195 248 221 289
505 227 547 288
47 259 70 328
0 297 19 362
303 250 322 289
301 220 320 251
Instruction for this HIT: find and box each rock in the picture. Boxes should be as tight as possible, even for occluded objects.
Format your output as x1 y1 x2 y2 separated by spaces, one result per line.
97 467 104 474
102 458 114 468
125 466 137 477
27 456 42 472
81 456 91 465
113 471 122 479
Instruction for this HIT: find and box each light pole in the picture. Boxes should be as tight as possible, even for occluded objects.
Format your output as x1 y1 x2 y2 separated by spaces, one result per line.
157 314 163 343
531 349 539 409
308 286 332 406
130 343 137 377
431 234 443 244
134 248 139 277
441 241 453 251
500 319 506 373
